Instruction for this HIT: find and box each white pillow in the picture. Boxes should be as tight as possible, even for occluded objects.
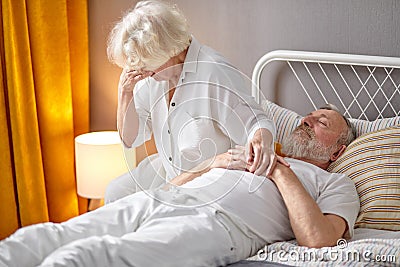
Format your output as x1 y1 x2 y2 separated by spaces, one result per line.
261 99 400 143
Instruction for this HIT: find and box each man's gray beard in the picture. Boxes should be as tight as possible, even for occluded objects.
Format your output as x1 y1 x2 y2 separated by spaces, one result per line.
281 125 333 162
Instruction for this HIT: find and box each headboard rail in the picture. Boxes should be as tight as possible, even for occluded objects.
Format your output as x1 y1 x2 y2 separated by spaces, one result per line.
252 50 400 120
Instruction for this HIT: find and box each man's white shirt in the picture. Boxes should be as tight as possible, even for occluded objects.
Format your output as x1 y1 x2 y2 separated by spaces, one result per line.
181 158 360 243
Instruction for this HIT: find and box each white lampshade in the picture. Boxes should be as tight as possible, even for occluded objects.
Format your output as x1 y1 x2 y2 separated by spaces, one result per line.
75 131 128 199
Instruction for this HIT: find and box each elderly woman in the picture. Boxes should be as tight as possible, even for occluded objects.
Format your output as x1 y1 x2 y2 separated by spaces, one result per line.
105 0 276 202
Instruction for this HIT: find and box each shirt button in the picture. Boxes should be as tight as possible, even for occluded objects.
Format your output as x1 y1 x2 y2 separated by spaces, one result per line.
171 102 175 107
169 157 172 161
167 129 170 134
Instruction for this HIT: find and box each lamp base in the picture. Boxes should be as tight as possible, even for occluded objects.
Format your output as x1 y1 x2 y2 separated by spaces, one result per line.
88 199 104 211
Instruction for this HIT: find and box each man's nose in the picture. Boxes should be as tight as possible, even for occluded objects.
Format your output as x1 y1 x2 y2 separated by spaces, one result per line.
302 116 314 127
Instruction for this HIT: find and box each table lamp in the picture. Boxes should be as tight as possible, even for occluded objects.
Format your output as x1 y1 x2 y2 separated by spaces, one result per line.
75 131 130 210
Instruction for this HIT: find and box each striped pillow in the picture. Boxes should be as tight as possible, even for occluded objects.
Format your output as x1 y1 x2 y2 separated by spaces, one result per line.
261 100 302 143
350 117 400 138
261 99 400 142
327 125 400 231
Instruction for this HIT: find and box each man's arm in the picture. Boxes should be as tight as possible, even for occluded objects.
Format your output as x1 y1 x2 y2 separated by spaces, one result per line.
168 152 249 187
269 162 347 248
167 160 212 187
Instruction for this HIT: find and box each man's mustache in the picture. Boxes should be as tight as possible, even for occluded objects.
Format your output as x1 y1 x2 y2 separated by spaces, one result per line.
294 124 315 139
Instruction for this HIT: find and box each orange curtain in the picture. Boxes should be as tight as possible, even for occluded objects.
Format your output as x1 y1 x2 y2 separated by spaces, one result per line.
0 0 89 239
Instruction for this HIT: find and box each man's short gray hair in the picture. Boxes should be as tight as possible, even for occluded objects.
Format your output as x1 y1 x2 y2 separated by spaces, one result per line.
319 103 355 146
107 0 191 71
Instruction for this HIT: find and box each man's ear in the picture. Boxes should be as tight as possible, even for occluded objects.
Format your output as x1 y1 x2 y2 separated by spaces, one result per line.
330 145 346 162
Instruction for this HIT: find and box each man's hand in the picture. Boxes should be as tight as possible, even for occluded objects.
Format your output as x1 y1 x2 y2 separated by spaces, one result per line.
209 151 249 170
267 156 293 180
246 128 289 176
168 151 249 187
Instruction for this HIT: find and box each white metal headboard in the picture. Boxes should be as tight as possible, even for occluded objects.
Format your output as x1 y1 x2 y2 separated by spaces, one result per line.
252 50 400 120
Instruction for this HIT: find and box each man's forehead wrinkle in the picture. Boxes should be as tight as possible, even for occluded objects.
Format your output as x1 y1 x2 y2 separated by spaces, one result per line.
309 111 331 119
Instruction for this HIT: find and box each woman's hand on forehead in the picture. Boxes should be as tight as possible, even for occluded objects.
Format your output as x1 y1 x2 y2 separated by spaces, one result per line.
119 68 153 94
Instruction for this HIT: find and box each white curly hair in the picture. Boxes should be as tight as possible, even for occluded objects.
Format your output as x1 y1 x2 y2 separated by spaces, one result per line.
107 0 191 71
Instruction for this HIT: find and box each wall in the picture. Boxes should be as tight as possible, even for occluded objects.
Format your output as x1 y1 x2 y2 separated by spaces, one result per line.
88 0 400 150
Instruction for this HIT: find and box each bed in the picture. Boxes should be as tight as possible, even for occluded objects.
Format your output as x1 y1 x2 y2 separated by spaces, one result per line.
232 50 400 266
1 50 398 267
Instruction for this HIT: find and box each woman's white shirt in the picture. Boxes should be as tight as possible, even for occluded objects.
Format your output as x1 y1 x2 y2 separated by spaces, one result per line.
128 37 275 180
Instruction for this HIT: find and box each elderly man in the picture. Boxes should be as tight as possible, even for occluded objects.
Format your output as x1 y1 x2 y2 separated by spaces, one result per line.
0 107 359 267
